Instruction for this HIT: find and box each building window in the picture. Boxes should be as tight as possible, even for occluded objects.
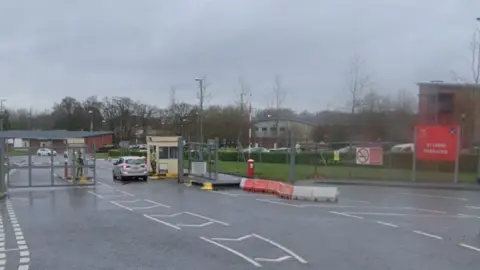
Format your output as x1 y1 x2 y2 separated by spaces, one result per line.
158 147 169 159
426 93 454 114
279 127 286 132
169 147 179 159
262 127 267 131
270 127 276 131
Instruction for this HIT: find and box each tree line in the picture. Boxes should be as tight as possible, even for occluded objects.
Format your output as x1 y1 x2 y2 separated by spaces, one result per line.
0 87 417 145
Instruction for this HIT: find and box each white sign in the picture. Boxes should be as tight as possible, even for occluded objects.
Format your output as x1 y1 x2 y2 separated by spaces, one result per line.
356 147 383 165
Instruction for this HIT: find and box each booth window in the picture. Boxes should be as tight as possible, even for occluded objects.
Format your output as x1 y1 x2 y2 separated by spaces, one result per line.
158 147 169 159
169 147 179 159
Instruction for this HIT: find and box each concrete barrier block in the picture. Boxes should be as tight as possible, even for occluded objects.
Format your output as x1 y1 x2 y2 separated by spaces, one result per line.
292 186 339 202
240 178 247 189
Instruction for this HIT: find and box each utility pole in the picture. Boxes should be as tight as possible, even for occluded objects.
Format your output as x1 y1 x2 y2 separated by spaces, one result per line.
195 78 204 144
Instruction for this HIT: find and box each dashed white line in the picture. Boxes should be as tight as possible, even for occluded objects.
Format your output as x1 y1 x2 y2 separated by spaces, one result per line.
376 221 399 228
459 243 480 252
210 191 239 197
397 192 468 201
413 230 443 240
465 205 480 210
117 190 135 197
87 191 104 199
404 207 447 214
183 212 230 226
109 201 133 211
144 199 171 208
329 211 364 220
18 265 29 270
200 237 261 267
143 214 181 230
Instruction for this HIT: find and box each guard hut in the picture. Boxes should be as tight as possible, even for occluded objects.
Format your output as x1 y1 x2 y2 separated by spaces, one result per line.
146 136 180 178
66 138 91 182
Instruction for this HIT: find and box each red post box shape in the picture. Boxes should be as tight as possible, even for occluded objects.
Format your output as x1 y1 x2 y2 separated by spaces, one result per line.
247 159 255 178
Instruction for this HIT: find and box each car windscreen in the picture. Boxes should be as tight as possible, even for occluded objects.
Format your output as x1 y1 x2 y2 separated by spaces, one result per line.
125 158 145 165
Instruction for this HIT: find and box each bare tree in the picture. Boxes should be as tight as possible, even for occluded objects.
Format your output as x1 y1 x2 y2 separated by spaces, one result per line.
346 55 371 114
451 28 480 84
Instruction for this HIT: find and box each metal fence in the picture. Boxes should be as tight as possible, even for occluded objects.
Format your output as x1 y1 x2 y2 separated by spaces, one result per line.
3 144 97 188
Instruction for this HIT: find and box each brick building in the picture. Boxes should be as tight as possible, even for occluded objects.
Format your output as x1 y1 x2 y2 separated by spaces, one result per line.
418 82 480 147
0 130 113 152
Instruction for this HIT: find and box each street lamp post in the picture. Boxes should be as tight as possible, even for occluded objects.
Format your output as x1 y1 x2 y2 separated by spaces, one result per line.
195 78 204 161
88 110 93 132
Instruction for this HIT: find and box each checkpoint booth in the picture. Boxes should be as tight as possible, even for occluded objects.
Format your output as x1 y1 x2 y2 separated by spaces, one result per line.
65 138 93 182
146 136 181 178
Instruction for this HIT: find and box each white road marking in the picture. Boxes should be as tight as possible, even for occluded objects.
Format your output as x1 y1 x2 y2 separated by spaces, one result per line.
177 222 213 227
19 257 30 263
109 201 133 211
111 200 139 203
211 235 253 242
0 254 4 259
97 182 112 188
19 251 29 257
376 221 399 228
17 241 26 245
457 213 480 219
87 191 104 199
465 205 480 210
150 213 184 218
404 207 447 214
342 212 473 218
251 234 307 264
329 211 364 220
413 230 443 240
210 191 239 197
18 265 29 270
459 243 480 252
342 198 371 204
18 246 27 250
0 259 4 265
183 212 230 226
200 237 261 267
117 190 134 197
144 199 171 208
397 192 468 201
254 255 291 262
143 214 181 230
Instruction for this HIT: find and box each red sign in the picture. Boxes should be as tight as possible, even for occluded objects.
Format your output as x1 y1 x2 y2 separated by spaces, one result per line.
415 125 459 161
369 148 383 165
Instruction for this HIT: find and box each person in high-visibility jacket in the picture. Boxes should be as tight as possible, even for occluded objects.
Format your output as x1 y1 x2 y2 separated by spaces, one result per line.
150 148 156 174
76 151 84 177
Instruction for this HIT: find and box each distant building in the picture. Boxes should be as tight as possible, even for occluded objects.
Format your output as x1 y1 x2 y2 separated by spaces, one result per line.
253 118 314 148
0 130 113 152
418 82 480 147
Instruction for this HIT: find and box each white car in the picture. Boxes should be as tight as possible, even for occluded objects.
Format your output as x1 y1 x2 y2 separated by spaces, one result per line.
112 156 148 181
36 148 57 156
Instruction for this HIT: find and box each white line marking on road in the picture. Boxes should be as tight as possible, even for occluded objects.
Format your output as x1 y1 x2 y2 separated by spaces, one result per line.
18 245 27 250
397 192 468 201
109 201 133 211
256 199 302 207
342 212 471 218
459 243 480 252
211 235 253 242
251 234 308 264
211 191 239 197
149 213 184 218
144 214 181 230
144 199 170 208
0 254 4 259
200 237 261 267
457 214 480 219
19 251 29 257
254 255 291 262
376 221 399 228
117 190 134 196
19 257 30 263
184 212 230 226
18 265 29 270
404 207 447 214
87 191 104 199
329 211 364 220
17 241 26 245
97 182 112 188
177 222 213 227
465 206 480 210
413 230 443 240
111 200 139 203
342 198 371 204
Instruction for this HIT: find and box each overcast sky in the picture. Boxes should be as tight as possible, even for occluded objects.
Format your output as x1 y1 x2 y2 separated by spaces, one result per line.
1 0 480 112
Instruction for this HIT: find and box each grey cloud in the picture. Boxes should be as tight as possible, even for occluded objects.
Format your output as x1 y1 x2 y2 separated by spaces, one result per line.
1 0 480 111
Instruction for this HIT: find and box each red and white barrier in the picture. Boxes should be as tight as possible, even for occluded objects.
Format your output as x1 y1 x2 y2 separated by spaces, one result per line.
240 178 338 202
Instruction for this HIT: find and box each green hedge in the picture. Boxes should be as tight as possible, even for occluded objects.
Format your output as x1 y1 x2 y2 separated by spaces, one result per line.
108 150 480 173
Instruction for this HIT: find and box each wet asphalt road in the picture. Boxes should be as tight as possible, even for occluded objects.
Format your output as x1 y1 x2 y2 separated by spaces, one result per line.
1 160 480 270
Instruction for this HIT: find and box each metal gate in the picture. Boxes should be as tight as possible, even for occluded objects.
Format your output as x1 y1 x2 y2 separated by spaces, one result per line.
1 143 96 189
183 138 219 181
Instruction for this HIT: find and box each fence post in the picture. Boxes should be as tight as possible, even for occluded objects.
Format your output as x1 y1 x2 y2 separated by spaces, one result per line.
178 136 184 183
289 134 295 184
214 137 219 182
0 142 6 198
454 126 461 184
411 126 417 182
93 143 97 184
